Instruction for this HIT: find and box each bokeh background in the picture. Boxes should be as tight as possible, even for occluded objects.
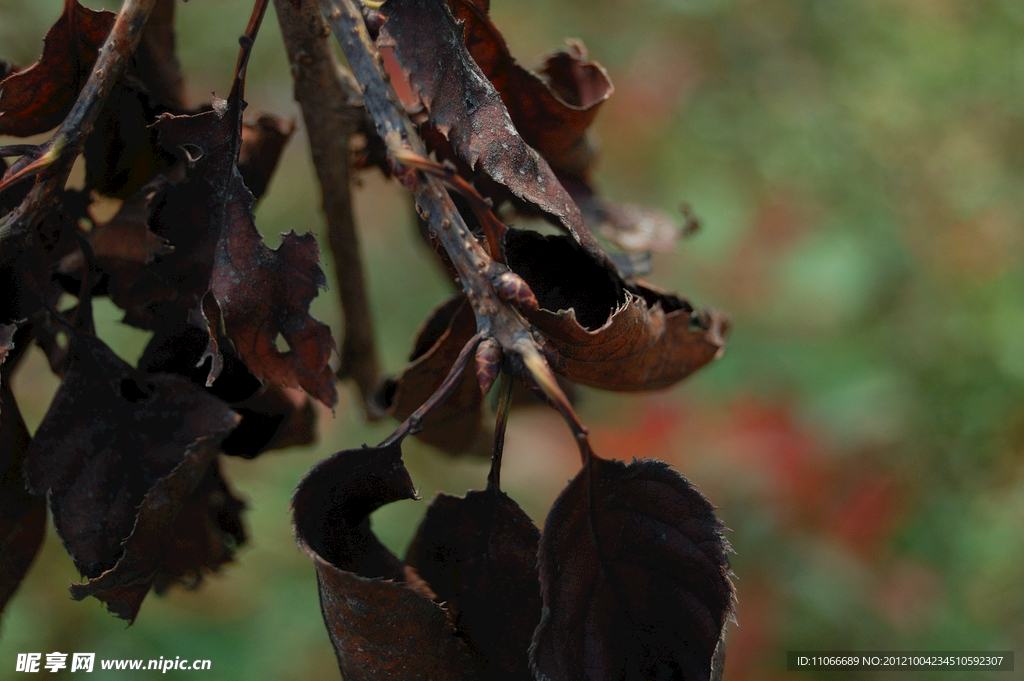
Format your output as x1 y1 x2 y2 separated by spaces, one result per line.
2 0 1024 679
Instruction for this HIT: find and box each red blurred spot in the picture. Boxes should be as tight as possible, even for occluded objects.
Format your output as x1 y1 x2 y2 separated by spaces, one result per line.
832 475 901 558
590 400 682 462
720 399 833 519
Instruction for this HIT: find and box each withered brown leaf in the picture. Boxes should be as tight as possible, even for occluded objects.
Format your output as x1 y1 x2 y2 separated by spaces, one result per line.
140 325 318 458
83 78 176 198
0 327 46 615
532 454 735 681
293 442 480 680
133 0 187 112
238 114 296 200
0 0 115 136
375 295 484 454
448 0 612 180
504 229 727 391
134 459 246 597
406 490 541 681
146 86 335 406
22 327 240 621
379 0 606 261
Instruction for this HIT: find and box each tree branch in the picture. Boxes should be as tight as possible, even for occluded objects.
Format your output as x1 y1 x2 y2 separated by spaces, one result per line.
0 0 158 249
316 0 588 444
274 0 382 418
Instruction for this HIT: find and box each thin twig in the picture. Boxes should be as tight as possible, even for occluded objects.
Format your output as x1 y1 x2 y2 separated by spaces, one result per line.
486 371 514 492
382 332 482 446
0 0 158 250
273 0 382 418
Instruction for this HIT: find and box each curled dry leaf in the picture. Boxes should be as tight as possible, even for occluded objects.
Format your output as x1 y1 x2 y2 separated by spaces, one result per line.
292 442 480 680
379 0 606 261
376 295 484 454
0 0 115 136
504 229 727 391
0 326 46 615
532 453 735 681
22 327 241 621
406 490 541 681
447 0 612 180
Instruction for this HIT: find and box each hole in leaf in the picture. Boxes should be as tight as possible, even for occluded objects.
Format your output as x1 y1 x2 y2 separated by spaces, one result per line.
180 143 204 163
274 334 291 354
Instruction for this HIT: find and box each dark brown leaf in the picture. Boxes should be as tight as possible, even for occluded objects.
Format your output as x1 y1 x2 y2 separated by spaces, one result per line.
238 114 296 200
134 0 186 111
0 324 15 369
504 229 727 391
448 0 612 180
220 383 318 457
293 442 479 680
379 0 606 261
532 454 735 681
148 459 247 595
375 295 484 453
0 0 115 136
83 77 176 198
212 225 336 407
406 490 541 681
146 87 336 406
443 5 694 261
90 181 175 265
0 327 46 614
22 327 240 621
55 175 177 325
140 325 318 458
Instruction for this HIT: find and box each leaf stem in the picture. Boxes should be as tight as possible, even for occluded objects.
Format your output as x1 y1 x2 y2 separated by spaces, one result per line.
486 370 514 492
383 334 481 446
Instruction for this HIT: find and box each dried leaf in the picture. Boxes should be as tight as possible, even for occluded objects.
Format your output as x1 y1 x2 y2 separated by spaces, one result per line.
238 114 296 200
149 459 247 595
0 324 15 373
213 225 336 406
147 86 336 406
293 442 479 680
221 383 318 457
504 229 727 390
89 180 175 264
0 327 46 614
532 454 735 681
448 0 612 179
376 295 484 453
53 175 177 326
406 490 541 680
22 327 240 621
83 78 176 198
0 0 115 136
134 0 186 111
141 325 317 458
379 0 606 260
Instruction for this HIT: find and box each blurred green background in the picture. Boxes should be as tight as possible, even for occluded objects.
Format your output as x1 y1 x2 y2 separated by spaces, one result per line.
3 0 1024 679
